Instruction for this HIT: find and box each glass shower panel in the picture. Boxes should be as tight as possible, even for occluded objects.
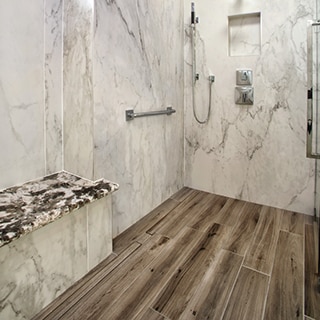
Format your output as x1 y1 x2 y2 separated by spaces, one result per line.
307 22 320 158
307 19 320 287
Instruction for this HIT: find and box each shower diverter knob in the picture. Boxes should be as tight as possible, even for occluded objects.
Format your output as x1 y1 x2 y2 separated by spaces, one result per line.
235 86 254 105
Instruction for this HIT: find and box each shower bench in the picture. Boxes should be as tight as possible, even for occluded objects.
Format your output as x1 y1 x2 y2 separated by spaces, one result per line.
0 171 119 320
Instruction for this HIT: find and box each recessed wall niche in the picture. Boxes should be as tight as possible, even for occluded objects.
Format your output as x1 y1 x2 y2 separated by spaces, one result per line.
228 12 261 57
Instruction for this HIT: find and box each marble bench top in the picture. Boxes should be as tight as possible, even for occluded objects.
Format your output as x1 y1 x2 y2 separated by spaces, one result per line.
0 171 119 248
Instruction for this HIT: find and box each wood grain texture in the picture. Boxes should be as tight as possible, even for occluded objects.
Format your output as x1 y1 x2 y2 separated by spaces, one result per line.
113 198 180 254
170 187 197 203
136 308 169 320
305 224 320 319
57 235 170 320
223 202 261 255
33 188 314 320
149 191 217 238
187 195 229 231
208 197 247 227
151 224 231 319
305 214 314 226
222 266 269 320
281 210 305 235
97 227 205 319
244 206 283 274
32 243 140 320
179 250 243 320
313 222 319 275
264 231 304 320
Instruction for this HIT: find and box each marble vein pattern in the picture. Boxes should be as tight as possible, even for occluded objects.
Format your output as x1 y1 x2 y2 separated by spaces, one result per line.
0 1 45 189
0 207 88 320
45 0 63 174
184 0 315 215
0 171 118 247
63 0 95 179
93 0 185 236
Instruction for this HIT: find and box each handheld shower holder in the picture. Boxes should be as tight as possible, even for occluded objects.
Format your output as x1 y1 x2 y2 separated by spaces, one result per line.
191 17 199 25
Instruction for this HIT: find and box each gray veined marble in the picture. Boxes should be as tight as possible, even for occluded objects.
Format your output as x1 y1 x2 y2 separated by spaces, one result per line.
184 0 315 215
0 171 118 247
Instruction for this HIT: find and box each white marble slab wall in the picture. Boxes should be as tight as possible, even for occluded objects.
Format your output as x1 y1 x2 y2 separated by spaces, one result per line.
87 196 113 269
45 0 63 174
0 206 87 320
63 0 95 180
0 196 112 320
0 1 46 189
93 0 185 235
184 0 315 215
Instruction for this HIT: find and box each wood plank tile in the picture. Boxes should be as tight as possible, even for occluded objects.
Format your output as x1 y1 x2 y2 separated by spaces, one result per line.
313 221 319 276
264 231 303 320
187 195 229 231
305 224 320 319
281 210 305 235
97 226 224 320
33 189 309 320
48 235 170 320
113 197 180 254
137 308 169 320
178 250 243 320
222 266 269 320
33 243 140 320
151 224 231 319
305 214 314 226
148 191 215 238
170 187 197 203
209 197 247 227
244 206 283 274
223 202 261 256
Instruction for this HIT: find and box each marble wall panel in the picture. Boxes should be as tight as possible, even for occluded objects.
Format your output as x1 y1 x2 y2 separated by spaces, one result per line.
0 194 114 320
0 207 87 320
228 13 261 56
63 0 94 180
45 0 63 174
93 0 185 236
0 1 45 189
87 196 112 270
184 0 315 215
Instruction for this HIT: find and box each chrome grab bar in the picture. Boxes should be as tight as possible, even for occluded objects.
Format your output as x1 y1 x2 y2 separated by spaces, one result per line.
125 107 176 121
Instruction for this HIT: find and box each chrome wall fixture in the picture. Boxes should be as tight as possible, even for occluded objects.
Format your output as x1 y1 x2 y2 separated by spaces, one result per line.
235 69 254 105
191 2 215 124
125 107 176 121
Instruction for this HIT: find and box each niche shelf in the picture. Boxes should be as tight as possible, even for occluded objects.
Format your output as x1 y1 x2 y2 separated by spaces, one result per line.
228 12 261 57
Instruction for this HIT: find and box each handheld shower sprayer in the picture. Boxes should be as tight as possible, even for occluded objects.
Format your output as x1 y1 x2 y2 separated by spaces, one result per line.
191 2 195 24
190 2 215 124
191 3 199 24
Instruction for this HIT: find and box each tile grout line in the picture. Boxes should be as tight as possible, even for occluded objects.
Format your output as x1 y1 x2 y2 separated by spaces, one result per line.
219 203 259 318
260 216 283 320
219 254 245 319
149 307 171 319
241 265 271 278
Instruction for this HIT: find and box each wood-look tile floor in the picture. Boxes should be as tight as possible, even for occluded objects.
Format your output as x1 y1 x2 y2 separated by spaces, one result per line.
34 188 320 320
